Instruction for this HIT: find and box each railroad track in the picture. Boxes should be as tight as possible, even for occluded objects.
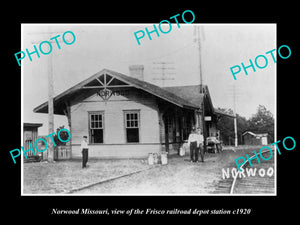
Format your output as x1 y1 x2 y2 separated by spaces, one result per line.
212 149 275 195
230 149 275 194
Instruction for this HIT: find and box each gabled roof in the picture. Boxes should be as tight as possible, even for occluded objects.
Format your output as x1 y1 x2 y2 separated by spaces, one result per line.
242 131 268 137
33 68 199 115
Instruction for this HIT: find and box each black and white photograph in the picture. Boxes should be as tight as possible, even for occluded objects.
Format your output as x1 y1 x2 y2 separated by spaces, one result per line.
4 4 299 220
21 23 276 196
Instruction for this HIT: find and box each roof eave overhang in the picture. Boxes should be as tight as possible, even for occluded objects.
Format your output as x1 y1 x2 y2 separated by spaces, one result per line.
33 69 200 115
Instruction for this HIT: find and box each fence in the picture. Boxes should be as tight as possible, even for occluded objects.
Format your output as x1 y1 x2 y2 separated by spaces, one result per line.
54 145 71 160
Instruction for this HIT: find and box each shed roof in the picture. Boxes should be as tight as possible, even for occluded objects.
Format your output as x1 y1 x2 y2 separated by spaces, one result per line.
164 85 235 118
163 85 204 107
242 131 268 137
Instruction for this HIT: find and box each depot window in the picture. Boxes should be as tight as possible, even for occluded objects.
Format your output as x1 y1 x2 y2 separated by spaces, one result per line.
89 112 104 143
124 110 140 143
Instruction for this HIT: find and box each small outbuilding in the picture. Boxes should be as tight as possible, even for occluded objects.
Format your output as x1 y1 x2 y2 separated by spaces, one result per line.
23 123 43 159
242 131 268 145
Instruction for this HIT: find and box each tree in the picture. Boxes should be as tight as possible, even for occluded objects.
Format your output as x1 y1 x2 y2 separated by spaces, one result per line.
216 108 234 145
53 125 70 146
216 108 249 145
216 105 274 145
236 114 249 144
248 105 274 142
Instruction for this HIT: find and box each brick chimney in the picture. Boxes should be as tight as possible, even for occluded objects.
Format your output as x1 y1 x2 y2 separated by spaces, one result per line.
129 65 144 81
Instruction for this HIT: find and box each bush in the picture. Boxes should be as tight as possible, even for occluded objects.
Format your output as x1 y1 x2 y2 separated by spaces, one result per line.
53 126 70 146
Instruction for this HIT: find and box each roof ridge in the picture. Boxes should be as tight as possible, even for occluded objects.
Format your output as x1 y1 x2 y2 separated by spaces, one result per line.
104 69 200 109
33 68 200 114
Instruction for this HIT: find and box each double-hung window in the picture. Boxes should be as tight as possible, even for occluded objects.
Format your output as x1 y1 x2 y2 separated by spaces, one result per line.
124 110 140 143
89 112 104 143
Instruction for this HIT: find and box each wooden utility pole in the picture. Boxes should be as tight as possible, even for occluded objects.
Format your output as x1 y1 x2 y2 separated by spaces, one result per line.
29 38 54 162
29 27 71 162
195 25 206 148
195 26 204 93
233 85 238 147
47 52 54 162
228 84 243 147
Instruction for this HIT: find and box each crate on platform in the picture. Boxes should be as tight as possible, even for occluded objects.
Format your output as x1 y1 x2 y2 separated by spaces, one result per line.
148 152 168 165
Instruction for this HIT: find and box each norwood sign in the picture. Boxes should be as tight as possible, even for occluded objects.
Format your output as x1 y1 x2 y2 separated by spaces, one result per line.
96 89 130 101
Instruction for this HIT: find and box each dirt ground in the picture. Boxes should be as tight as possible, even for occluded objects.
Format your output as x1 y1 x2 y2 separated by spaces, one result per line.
23 145 267 195
74 154 221 195
23 159 152 194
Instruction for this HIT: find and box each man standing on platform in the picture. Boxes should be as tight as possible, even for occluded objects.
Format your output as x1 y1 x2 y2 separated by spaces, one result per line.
81 136 89 168
188 127 203 163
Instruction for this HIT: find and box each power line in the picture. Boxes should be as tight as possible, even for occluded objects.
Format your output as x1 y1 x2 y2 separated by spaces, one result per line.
118 43 197 64
28 28 83 162
152 62 175 87
30 30 57 163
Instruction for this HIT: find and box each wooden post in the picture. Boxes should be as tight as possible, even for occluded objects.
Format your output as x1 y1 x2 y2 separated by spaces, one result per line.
233 85 238 147
201 88 207 153
28 27 77 162
159 102 171 152
47 53 54 162
195 25 207 151
164 116 169 152
29 29 55 162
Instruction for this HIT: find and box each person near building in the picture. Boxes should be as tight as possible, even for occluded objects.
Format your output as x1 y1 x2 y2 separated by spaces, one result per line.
197 128 205 162
81 135 89 168
188 127 203 163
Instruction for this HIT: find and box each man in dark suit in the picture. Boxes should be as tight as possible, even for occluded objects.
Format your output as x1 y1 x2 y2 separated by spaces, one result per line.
81 136 89 168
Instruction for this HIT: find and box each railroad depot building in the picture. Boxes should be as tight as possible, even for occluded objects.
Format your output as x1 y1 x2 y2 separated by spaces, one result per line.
34 66 234 159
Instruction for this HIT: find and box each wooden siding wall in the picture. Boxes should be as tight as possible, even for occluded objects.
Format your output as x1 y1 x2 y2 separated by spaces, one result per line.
23 127 39 157
70 88 161 158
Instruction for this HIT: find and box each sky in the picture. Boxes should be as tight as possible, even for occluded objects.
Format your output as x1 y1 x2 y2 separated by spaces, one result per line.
22 24 276 135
